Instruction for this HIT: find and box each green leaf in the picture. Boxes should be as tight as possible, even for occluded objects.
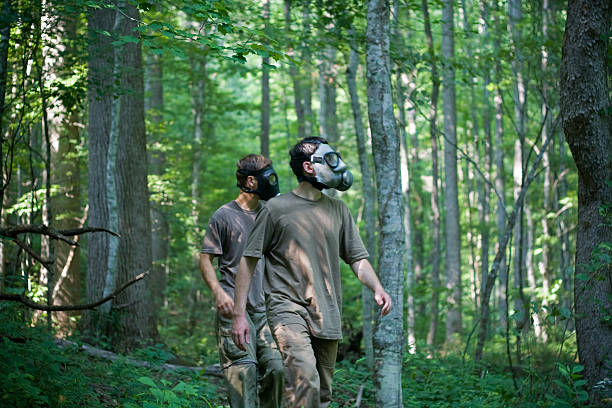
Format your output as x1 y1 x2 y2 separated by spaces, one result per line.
571 364 584 374
138 376 157 388
576 273 589 282
561 307 571 320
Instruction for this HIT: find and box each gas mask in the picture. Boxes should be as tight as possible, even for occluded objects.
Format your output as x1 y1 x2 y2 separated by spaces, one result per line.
306 143 353 191
237 165 280 201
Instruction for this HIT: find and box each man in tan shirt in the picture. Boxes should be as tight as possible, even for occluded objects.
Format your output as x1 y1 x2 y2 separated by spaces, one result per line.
232 138 392 407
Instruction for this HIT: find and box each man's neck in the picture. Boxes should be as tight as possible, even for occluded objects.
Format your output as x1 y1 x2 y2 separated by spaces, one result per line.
235 191 260 211
293 181 322 201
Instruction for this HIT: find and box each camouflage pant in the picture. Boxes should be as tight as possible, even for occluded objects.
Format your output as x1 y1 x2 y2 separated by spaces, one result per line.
216 310 284 408
270 311 338 408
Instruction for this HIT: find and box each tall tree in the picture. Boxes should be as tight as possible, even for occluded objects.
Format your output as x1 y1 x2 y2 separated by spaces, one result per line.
43 8 83 331
491 6 507 331
113 2 157 350
441 0 461 341
366 0 404 405
422 0 441 347
82 5 115 335
261 0 270 156
145 51 169 319
392 1 416 353
508 0 529 340
284 0 306 139
560 0 611 397
344 33 376 368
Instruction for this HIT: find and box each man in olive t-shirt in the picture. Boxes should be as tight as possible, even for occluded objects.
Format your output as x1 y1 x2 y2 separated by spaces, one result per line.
199 154 283 408
232 138 392 408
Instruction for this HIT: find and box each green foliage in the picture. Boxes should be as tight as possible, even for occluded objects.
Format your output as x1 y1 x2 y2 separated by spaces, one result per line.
0 312 100 408
545 364 589 407
0 310 225 407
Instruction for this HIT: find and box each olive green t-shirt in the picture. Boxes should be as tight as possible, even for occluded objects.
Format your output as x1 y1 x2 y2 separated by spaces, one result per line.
243 192 369 339
201 200 266 313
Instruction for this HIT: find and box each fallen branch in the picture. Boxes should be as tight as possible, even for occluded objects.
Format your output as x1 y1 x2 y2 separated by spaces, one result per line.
55 339 223 377
0 272 148 311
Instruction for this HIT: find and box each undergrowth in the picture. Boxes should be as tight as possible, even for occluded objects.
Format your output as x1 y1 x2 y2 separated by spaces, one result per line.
0 306 596 408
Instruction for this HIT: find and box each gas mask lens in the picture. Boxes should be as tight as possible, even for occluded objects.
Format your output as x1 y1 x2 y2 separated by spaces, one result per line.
324 152 341 168
312 151 342 168
267 172 278 186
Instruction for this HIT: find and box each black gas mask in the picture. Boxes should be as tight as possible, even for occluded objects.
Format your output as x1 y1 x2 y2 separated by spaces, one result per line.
237 165 280 201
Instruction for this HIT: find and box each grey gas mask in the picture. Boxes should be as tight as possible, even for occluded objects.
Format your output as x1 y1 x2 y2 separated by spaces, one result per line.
307 143 353 191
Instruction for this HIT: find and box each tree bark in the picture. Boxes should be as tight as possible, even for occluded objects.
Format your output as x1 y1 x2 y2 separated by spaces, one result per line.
82 5 114 335
43 9 83 332
261 0 270 156
367 0 404 405
284 0 305 139
492 6 507 331
442 0 461 341
508 0 528 339
300 0 313 137
113 2 157 350
344 36 375 369
560 0 611 396
145 52 169 318
392 1 416 354
318 44 338 143
422 0 441 348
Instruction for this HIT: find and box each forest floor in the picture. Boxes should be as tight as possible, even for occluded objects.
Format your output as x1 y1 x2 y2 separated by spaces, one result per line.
1 312 604 407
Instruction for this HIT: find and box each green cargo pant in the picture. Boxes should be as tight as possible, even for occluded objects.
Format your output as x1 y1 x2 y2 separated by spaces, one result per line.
216 310 284 408
270 312 338 408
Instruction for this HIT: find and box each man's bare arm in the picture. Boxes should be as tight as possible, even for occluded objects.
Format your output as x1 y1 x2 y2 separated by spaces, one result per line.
199 253 233 317
350 258 392 316
231 256 258 350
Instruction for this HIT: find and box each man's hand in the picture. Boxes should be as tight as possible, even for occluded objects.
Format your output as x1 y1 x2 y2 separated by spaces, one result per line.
232 313 250 351
215 289 234 318
374 289 392 316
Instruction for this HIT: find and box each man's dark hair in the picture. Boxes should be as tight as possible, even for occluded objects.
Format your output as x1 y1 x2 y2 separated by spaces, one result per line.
236 154 272 188
289 137 328 177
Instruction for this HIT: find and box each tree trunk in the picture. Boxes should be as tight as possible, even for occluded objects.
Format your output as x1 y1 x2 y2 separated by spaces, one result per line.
366 0 404 405
113 2 157 350
560 0 611 396
442 0 461 341
284 0 305 139
261 0 270 156
344 36 375 368
145 52 169 318
43 10 82 332
318 44 338 143
300 0 313 137
492 7 507 331
82 5 114 335
392 0 416 354
508 0 529 340
478 0 493 318
0 0 11 292
422 0 441 348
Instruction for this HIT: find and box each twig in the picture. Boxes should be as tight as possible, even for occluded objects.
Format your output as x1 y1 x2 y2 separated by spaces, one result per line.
354 384 364 407
0 271 148 311
11 235 53 267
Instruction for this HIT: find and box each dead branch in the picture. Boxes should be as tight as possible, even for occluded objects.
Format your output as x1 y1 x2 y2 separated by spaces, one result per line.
0 224 119 247
55 339 223 377
0 271 148 311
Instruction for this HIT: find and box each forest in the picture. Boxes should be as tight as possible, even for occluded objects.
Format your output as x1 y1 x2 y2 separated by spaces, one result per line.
0 0 610 406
